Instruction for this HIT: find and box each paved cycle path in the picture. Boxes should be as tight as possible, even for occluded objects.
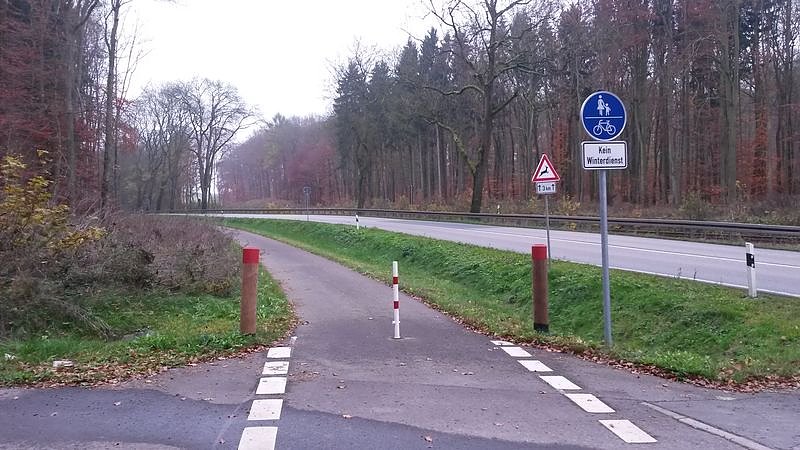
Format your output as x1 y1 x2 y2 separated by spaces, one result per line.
232 229 790 449
0 230 795 449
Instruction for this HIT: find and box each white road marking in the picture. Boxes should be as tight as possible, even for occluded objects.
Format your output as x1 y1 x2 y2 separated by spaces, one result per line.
490 340 514 346
248 399 283 421
262 361 289 375
642 402 773 450
267 347 291 358
451 228 798 269
517 360 552 372
500 346 532 358
256 377 287 395
238 426 277 450
599 420 657 443
606 266 799 298
564 393 615 413
540 375 581 390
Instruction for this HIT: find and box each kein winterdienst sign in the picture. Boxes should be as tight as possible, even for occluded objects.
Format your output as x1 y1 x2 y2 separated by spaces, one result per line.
581 141 628 170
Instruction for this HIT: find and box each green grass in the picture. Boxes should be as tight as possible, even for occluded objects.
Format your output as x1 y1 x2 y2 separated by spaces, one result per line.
226 218 800 382
0 268 294 386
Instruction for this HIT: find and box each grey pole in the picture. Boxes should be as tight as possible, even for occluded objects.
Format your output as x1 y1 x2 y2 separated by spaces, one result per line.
599 170 613 347
545 196 551 263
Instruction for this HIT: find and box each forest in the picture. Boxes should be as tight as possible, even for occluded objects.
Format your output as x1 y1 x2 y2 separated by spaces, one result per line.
1 1 799 221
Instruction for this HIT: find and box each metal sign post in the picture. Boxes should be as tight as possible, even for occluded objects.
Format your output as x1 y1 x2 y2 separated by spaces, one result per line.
303 186 311 221
532 155 561 263
598 170 612 345
545 195 551 262
580 91 627 348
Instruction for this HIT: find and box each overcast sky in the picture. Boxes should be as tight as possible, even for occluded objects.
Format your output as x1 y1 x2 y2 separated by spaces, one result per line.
128 0 437 121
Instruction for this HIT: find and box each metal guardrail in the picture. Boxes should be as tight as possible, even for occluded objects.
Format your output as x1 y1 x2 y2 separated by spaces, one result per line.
173 207 800 245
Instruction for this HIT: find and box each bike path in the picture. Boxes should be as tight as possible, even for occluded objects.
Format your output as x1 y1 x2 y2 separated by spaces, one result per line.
0 230 793 449
231 229 765 449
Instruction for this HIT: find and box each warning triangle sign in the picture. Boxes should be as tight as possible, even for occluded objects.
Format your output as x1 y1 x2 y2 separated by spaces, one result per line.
531 154 560 182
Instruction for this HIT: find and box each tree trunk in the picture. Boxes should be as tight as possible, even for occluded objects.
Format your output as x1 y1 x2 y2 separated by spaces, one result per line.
101 0 121 208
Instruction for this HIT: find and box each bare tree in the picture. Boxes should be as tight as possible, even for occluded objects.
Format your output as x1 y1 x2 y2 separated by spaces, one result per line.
427 0 545 212
62 0 101 203
178 79 253 210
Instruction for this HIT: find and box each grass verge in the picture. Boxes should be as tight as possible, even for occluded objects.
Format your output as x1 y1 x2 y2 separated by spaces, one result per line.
225 218 800 386
0 268 294 387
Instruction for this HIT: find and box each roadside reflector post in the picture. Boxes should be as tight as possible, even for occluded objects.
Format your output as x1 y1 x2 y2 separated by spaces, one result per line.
392 261 401 339
532 245 549 333
746 242 757 298
356 214 360 230
241 247 259 335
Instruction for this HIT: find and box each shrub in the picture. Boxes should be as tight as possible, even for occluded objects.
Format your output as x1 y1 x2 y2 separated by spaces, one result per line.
87 214 239 295
0 153 239 339
0 153 106 337
679 192 713 220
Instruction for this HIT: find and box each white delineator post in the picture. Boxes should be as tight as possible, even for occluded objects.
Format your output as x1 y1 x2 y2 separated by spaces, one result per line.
746 242 757 298
356 214 360 230
392 261 401 339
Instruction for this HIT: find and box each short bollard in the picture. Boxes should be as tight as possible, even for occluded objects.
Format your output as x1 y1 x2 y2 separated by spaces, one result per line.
392 261 401 339
746 242 757 298
241 247 259 335
532 244 549 333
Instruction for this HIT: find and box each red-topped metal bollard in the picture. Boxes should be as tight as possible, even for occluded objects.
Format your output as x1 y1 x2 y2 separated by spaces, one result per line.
241 248 260 335
392 261 401 339
532 244 549 333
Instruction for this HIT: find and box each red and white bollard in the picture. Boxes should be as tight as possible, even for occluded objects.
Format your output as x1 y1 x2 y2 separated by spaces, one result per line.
392 261 401 339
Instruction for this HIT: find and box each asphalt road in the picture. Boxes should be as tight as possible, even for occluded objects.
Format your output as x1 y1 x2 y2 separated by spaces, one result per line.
213 213 800 298
1 230 797 449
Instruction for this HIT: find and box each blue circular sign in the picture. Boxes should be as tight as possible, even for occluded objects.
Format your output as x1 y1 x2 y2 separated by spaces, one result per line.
580 91 626 141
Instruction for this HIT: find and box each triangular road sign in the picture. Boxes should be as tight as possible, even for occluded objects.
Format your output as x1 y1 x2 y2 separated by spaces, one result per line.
531 154 560 182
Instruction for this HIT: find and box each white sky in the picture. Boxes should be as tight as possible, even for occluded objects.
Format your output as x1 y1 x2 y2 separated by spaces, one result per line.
128 0 437 121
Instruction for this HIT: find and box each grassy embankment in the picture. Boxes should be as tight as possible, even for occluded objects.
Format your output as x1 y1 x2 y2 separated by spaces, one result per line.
227 218 800 384
0 269 293 386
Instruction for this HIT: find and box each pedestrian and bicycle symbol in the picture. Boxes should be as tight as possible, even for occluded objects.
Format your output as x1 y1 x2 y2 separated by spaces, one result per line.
580 91 626 141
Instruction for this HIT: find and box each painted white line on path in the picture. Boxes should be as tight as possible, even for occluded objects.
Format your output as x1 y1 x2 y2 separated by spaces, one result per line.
256 377 287 395
517 360 552 372
642 402 774 450
490 340 514 346
540 375 581 390
599 420 657 444
248 399 283 421
262 361 289 375
500 346 532 358
267 347 291 358
238 426 277 450
564 393 615 413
